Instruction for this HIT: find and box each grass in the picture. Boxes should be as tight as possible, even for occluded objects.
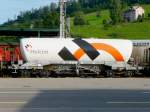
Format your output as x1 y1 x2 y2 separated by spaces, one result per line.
71 5 150 39
142 4 150 17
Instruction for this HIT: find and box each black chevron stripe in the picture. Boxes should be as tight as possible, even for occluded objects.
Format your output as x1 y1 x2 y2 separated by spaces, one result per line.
58 47 77 61
73 38 99 60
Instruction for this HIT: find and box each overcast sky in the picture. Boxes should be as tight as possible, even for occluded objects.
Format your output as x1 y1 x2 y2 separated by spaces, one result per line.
0 0 58 24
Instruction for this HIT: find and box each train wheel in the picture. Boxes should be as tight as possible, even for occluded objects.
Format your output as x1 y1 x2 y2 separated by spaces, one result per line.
125 71 134 77
106 70 115 78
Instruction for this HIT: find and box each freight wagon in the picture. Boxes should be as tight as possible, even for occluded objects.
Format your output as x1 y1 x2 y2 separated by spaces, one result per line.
0 43 23 77
17 38 150 77
131 40 150 76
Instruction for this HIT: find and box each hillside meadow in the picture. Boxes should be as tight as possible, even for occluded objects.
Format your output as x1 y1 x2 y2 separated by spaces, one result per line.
71 5 150 39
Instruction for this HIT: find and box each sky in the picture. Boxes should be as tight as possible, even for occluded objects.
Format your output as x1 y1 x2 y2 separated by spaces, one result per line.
0 0 58 24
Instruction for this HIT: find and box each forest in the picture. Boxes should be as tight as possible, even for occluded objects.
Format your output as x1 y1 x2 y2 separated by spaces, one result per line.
0 0 150 30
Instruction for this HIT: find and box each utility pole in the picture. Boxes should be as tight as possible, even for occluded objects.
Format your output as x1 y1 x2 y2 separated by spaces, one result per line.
60 0 66 38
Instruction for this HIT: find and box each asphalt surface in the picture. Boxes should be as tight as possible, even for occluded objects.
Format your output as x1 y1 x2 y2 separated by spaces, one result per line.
0 89 149 112
0 78 149 112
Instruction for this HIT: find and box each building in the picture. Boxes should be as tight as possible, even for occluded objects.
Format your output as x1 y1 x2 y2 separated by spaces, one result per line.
123 6 145 22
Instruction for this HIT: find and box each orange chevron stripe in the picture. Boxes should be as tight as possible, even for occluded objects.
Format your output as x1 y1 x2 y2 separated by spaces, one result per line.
73 43 124 61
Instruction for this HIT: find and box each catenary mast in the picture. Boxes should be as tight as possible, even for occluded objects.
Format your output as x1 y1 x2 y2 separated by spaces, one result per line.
60 0 66 38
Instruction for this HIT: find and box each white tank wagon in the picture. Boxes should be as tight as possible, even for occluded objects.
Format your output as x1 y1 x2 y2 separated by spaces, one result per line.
20 38 132 64
19 38 133 77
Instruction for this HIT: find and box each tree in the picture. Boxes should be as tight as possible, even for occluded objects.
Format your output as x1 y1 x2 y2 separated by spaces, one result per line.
66 0 82 16
42 12 59 28
50 3 57 12
109 0 124 25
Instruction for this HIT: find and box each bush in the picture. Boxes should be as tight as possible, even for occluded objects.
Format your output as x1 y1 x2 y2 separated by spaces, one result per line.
74 17 85 25
73 11 86 25
103 19 109 30
137 15 144 22
103 19 107 25
148 13 150 18
109 33 119 38
96 11 101 18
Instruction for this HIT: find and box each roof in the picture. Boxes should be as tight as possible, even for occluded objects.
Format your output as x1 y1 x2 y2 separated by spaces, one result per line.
124 6 144 14
0 28 59 37
132 6 143 10
0 42 19 46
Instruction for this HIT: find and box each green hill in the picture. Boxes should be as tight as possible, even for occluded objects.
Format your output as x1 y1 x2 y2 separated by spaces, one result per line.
71 5 150 39
1 3 150 40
